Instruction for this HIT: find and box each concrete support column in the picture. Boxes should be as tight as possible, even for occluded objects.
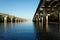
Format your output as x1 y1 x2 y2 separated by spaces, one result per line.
18 19 19 22
4 16 7 22
46 14 50 32
39 18 40 22
11 18 13 22
46 15 48 24
43 8 46 23
38 14 39 22
16 19 18 22
15 18 17 22
42 17 43 25
46 15 49 32
36 18 38 22
46 14 50 23
21 20 22 22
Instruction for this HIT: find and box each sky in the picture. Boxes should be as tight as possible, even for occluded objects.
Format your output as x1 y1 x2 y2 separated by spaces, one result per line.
0 0 40 20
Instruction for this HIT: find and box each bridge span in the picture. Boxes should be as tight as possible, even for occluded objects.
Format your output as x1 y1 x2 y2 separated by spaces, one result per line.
0 13 27 22
33 0 60 23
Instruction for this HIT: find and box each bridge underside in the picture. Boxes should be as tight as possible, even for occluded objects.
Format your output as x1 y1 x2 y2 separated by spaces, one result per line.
33 0 60 23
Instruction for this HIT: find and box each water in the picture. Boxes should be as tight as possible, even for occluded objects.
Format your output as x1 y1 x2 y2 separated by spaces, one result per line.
0 22 60 40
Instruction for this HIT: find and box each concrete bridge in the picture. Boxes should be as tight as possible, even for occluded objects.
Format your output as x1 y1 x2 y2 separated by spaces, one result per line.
33 0 60 23
0 13 27 22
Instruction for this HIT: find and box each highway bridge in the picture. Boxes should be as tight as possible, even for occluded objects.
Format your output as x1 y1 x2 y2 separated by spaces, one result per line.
0 13 27 22
33 0 60 23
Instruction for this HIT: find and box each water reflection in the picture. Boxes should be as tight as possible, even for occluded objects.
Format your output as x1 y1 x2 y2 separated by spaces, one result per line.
0 22 37 40
0 22 60 40
59 23 60 32
46 21 49 32
4 22 7 32
34 22 60 40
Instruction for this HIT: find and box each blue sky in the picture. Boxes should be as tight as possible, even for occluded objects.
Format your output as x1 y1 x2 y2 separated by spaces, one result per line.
0 0 40 20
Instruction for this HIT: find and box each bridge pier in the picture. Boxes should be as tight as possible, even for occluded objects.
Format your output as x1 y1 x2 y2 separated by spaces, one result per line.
10 17 13 22
33 0 60 23
17 19 20 22
19 19 21 22
46 14 50 24
15 18 20 22
0 13 27 22
41 17 43 24
15 18 17 22
4 16 7 22
0 15 4 22
39 18 40 22
17 19 19 22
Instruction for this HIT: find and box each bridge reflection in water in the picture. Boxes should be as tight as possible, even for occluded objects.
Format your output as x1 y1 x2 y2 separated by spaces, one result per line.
34 22 60 40
0 22 60 40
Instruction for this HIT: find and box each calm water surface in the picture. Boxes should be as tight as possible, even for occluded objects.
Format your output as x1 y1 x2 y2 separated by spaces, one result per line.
0 22 60 40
